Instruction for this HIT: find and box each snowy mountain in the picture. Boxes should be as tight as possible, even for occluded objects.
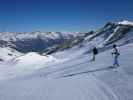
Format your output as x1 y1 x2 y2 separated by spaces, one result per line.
0 31 90 53
84 20 133 48
0 47 21 62
0 20 133 55
0 20 133 100
0 20 133 63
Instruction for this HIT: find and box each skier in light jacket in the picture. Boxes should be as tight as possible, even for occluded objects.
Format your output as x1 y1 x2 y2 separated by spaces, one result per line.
111 44 120 67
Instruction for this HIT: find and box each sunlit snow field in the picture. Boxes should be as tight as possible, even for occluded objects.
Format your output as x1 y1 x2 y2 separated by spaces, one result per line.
0 42 133 100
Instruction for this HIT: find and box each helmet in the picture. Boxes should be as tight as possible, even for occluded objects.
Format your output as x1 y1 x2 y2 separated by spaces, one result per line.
113 44 116 48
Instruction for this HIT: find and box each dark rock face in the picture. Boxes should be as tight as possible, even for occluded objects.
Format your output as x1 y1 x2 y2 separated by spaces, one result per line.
12 38 61 53
86 21 133 46
0 40 8 47
105 25 131 45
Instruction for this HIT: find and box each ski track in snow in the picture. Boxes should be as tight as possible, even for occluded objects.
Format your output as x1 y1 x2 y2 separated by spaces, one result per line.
57 66 118 78
0 74 118 100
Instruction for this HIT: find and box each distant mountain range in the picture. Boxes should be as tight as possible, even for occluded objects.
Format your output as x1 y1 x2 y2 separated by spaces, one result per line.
0 31 91 53
0 20 133 55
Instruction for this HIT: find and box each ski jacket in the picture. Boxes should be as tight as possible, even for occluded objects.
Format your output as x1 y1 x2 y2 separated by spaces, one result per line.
112 47 120 56
93 48 98 55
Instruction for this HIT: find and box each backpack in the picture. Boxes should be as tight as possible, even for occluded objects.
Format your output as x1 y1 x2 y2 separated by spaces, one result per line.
93 48 98 55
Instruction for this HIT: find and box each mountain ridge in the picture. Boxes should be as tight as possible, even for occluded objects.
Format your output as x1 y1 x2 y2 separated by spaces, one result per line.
0 20 133 55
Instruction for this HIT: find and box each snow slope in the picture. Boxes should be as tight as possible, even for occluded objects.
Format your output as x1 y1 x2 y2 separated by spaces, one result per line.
0 20 133 100
0 75 118 100
0 52 61 80
0 42 133 100
13 52 58 69
0 47 21 62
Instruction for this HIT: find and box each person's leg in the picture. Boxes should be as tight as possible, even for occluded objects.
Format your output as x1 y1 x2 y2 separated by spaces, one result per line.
116 56 119 66
93 54 95 61
113 55 117 67
91 54 95 61
113 56 116 66
113 55 119 67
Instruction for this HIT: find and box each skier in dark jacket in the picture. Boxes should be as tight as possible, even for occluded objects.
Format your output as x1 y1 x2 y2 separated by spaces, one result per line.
91 47 98 62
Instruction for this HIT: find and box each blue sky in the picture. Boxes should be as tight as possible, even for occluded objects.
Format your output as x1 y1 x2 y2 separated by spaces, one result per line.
0 0 133 32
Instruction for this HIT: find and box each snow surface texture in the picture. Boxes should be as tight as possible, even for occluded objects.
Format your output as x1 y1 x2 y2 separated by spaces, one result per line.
0 42 133 100
13 52 58 69
0 52 60 80
0 47 21 62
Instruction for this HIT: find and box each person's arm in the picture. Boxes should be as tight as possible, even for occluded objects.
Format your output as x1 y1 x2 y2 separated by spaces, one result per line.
117 47 120 55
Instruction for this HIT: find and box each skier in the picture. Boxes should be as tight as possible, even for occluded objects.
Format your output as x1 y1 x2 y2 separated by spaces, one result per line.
111 44 120 67
91 47 98 62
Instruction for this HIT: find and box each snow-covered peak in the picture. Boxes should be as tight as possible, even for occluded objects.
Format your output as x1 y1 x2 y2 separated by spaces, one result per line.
118 20 133 26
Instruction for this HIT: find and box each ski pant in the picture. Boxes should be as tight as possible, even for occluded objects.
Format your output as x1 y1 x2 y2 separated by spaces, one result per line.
92 54 96 61
113 55 119 66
